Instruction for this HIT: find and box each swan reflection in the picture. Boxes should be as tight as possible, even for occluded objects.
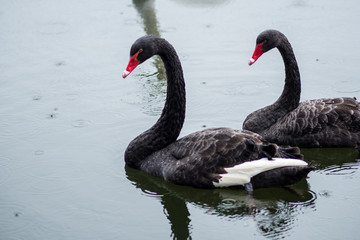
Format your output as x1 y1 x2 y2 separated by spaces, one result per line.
132 0 166 116
131 0 231 116
126 147 359 239
126 166 315 239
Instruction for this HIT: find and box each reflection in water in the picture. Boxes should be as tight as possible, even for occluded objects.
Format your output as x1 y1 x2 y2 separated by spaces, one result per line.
127 3 360 236
301 148 360 175
131 0 164 81
132 0 166 115
162 194 191 240
126 166 315 240
126 148 360 239
132 0 160 36
131 0 232 116
130 0 231 116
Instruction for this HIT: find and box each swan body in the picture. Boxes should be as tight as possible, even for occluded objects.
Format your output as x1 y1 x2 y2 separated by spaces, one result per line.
136 127 309 188
123 35 312 191
244 29 360 148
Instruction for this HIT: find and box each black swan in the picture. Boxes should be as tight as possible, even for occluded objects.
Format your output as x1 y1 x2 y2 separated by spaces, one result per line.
122 35 312 192
244 29 360 148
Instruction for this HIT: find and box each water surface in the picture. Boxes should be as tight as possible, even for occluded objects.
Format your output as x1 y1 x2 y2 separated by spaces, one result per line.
1 0 360 239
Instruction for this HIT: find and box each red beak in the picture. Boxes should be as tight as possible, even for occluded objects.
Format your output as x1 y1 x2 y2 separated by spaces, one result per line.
122 49 142 78
248 42 264 66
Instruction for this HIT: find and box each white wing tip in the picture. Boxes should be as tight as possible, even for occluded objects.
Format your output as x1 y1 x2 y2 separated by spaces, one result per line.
213 173 250 187
213 158 308 188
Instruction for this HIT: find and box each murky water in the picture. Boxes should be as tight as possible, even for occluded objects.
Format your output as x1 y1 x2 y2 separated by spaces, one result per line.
1 0 360 239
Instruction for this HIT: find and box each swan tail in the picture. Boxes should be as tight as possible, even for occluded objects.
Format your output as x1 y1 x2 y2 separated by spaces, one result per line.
213 158 312 189
277 145 303 159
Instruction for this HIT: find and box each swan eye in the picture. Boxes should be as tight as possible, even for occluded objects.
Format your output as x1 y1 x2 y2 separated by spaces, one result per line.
131 48 143 59
134 48 143 60
132 49 143 60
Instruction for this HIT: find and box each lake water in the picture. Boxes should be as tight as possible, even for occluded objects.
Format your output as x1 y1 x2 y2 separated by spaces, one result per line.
1 0 360 239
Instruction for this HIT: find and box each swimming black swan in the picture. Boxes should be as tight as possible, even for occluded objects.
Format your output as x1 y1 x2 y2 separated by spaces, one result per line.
123 35 312 192
244 29 360 148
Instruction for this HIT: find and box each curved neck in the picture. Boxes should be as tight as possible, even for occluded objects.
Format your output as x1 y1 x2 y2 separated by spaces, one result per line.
273 36 301 112
125 39 185 168
243 34 301 134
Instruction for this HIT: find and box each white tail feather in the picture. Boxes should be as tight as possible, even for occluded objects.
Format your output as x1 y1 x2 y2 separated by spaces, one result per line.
213 158 308 188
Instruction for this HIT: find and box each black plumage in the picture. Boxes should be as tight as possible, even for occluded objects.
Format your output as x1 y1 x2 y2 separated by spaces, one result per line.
123 35 312 190
244 29 360 148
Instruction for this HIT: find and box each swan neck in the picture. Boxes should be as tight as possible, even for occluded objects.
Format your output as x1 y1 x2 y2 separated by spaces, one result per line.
276 37 301 110
156 42 186 140
125 39 185 168
243 34 301 135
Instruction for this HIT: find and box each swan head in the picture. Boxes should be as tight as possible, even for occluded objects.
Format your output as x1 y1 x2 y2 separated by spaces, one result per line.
123 35 161 78
248 29 283 65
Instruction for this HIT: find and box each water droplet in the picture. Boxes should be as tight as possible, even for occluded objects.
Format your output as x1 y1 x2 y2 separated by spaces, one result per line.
47 113 57 119
55 61 66 66
319 190 331 197
34 150 44 156
0 203 33 233
32 95 42 101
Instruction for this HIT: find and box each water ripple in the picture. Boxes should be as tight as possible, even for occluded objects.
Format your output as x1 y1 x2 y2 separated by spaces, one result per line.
0 114 42 139
71 119 92 128
32 95 42 101
321 161 360 175
0 202 35 234
26 175 73 195
0 157 12 186
333 80 360 94
141 189 163 198
289 190 317 207
220 198 237 207
65 93 80 101
37 22 69 35
120 92 143 105
224 81 270 96
34 150 45 156
17 160 83 195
